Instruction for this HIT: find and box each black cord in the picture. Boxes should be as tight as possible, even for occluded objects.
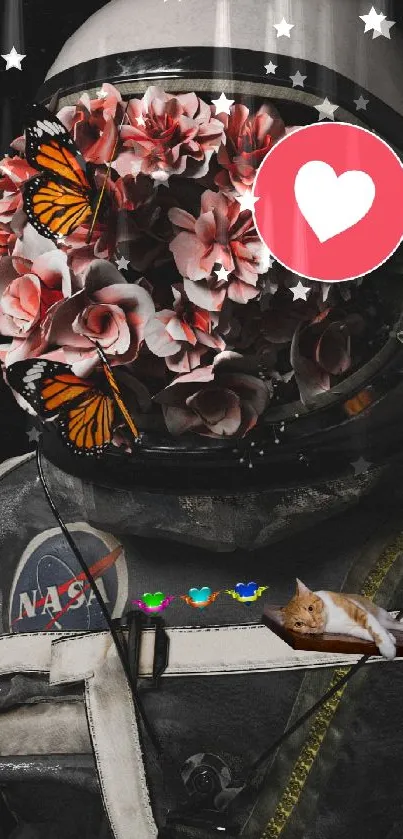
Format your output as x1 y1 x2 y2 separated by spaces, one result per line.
169 614 403 831
247 603 403 782
36 442 162 757
245 655 368 781
223 604 403 829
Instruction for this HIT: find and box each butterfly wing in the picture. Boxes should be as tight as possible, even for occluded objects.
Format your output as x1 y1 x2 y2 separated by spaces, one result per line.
25 104 89 188
24 175 93 240
58 389 115 455
23 103 93 240
94 343 140 439
6 359 114 456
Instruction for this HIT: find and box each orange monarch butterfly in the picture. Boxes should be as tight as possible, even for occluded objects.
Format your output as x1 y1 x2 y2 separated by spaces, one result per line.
6 351 140 457
23 103 95 241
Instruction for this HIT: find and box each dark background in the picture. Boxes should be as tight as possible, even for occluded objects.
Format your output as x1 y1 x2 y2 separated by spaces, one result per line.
0 0 402 463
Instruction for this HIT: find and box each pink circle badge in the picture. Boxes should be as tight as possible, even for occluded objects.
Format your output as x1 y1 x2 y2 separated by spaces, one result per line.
252 122 403 283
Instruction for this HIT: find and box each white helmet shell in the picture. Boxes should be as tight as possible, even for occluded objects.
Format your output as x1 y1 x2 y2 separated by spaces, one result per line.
41 0 403 146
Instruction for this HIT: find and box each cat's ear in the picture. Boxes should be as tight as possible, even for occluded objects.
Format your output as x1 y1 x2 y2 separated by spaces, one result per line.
296 578 311 596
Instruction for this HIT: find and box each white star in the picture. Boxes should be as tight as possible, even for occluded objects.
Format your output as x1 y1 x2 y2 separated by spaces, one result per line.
359 7 386 35
26 427 41 444
290 281 311 301
211 92 235 116
215 264 231 283
136 115 146 127
116 255 130 271
351 456 371 476
96 88 109 99
264 61 277 75
372 18 395 39
290 70 307 88
235 190 259 213
273 18 294 38
1 46 26 70
354 95 369 111
315 97 339 121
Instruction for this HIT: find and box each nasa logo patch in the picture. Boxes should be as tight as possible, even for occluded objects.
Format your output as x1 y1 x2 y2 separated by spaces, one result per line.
9 523 128 633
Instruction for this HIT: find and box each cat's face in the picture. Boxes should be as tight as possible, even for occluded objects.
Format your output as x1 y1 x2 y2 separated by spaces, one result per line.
281 580 325 634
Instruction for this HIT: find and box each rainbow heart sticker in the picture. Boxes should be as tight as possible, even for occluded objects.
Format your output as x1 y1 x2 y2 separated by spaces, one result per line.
181 587 220 609
226 583 269 603
132 592 175 614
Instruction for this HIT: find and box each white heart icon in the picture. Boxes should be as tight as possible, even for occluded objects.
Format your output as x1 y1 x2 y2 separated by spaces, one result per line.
294 160 376 243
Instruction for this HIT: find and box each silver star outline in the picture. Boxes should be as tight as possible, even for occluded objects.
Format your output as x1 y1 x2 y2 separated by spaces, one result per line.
290 281 311 301
290 71 307 88
273 18 295 38
211 92 235 116
354 95 370 111
372 18 395 39
1 46 26 70
116 255 130 271
235 190 260 213
26 427 42 443
215 265 230 282
315 97 339 121
351 456 371 476
359 6 386 34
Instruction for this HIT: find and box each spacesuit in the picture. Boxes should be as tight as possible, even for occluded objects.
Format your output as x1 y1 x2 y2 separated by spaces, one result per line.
1 2 403 838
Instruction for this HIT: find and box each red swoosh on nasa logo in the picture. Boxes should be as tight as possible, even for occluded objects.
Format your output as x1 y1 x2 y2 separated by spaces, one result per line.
13 545 123 626
44 579 93 630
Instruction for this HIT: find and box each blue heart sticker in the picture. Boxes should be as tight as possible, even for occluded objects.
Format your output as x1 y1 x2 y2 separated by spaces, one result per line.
188 586 212 603
235 582 258 598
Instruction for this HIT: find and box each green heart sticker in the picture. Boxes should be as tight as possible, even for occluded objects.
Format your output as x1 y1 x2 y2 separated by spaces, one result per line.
142 592 166 608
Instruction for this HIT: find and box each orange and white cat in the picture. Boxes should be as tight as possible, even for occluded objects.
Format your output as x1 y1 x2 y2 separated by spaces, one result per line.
281 579 403 659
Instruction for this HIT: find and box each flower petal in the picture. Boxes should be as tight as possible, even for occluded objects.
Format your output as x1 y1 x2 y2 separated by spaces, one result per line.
315 323 351 375
145 312 181 357
162 404 202 435
188 387 242 436
32 249 71 297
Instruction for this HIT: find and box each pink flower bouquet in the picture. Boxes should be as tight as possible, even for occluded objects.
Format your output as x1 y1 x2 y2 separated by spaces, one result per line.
0 84 380 440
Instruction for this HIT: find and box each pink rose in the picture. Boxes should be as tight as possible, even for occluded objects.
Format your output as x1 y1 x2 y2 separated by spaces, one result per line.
61 223 110 281
0 249 71 365
155 351 269 437
57 84 124 164
10 223 63 278
45 259 155 376
0 157 37 254
0 225 16 257
214 103 285 194
145 285 225 374
0 274 42 337
115 86 225 184
0 156 37 221
168 190 271 306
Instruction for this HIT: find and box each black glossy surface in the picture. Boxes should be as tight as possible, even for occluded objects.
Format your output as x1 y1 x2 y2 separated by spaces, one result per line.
37 46 403 147
42 341 403 493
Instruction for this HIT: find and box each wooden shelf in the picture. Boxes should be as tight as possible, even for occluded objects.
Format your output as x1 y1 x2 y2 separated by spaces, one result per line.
262 606 403 657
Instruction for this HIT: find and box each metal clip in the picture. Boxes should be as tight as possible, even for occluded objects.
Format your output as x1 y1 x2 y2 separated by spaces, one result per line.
126 610 169 689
